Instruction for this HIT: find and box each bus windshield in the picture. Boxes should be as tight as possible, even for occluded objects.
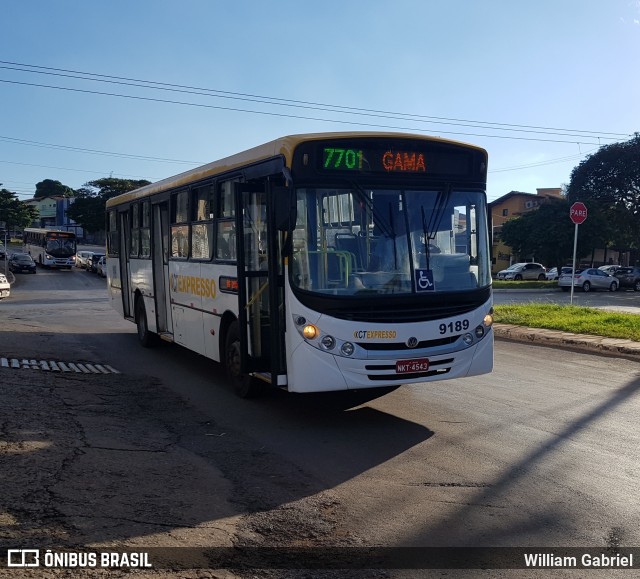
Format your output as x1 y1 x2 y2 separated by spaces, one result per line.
292 187 491 295
45 236 76 257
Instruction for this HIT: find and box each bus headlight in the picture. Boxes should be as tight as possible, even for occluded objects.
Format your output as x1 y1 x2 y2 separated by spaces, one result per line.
463 333 474 345
483 313 494 327
341 342 355 357
320 335 336 350
302 324 318 340
475 325 485 339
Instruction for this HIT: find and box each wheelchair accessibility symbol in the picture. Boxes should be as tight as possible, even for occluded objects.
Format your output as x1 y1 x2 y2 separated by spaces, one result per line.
415 269 435 292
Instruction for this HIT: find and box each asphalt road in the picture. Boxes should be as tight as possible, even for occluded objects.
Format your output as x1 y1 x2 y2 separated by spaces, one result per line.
2 268 640 577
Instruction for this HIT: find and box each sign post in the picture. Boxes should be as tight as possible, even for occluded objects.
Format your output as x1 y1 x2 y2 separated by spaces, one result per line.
569 202 588 304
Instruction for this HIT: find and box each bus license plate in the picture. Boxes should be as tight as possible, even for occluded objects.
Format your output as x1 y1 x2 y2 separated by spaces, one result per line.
396 358 430 374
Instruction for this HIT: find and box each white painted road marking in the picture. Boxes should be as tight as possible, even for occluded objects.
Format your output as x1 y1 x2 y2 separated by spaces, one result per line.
0 358 121 374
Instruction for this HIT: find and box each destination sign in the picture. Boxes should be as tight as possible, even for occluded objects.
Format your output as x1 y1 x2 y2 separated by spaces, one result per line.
323 148 428 173
318 141 472 176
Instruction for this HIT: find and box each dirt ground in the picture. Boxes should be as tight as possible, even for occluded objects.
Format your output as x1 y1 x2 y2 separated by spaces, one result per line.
0 364 386 579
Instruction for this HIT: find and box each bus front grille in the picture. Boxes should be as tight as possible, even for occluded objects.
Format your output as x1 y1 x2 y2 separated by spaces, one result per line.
357 336 458 351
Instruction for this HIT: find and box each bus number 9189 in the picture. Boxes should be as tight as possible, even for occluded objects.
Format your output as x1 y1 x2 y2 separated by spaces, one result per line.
439 320 470 334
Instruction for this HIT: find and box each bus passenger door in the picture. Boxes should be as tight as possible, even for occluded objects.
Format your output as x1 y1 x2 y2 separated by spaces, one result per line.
234 182 286 384
118 210 133 318
152 202 173 335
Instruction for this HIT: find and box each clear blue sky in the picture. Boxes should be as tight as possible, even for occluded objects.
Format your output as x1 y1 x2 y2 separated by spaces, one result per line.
1 0 638 202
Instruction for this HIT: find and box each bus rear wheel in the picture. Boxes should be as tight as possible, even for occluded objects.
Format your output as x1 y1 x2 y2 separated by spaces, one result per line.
135 297 157 348
225 321 263 398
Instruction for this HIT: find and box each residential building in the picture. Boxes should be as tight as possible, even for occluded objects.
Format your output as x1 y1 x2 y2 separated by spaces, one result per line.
489 187 623 274
24 196 84 238
489 188 562 275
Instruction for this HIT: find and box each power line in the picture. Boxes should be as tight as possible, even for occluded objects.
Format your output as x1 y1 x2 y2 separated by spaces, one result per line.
0 61 629 142
0 135 202 165
489 148 599 173
0 77 624 146
0 158 159 180
1 130 596 179
0 60 629 140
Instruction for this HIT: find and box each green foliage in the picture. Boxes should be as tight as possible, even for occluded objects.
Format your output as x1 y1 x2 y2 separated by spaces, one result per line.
500 198 616 270
0 187 39 229
79 178 151 200
66 178 150 233
566 133 640 251
500 135 640 270
34 179 75 199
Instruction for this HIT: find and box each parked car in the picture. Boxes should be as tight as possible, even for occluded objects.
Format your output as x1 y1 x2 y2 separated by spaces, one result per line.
76 250 94 269
613 266 640 291
87 253 105 273
545 266 572 281
598 265 621 275
0 272 10 299
558 267 618 292
8 253 37 274
496 262 546 281
96 255 107 278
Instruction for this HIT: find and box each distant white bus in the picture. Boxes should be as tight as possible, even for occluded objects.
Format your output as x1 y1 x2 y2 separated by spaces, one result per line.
23 228 77 268
106 132 494 398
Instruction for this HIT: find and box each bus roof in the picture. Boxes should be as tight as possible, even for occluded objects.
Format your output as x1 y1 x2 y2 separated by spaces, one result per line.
24 227 76 235
106 132 487 208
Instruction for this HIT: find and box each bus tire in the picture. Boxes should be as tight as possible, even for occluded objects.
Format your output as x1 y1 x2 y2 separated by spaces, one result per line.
225 321 263 398
135 297 157 348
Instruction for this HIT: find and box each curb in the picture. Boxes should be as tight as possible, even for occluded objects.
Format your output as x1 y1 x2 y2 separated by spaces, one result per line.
494 323 640 362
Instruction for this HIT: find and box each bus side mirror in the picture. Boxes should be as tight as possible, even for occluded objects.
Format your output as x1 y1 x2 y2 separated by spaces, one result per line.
273 187 297 232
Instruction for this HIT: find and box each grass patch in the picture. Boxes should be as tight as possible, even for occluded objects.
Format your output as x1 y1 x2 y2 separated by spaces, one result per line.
493 304 640 341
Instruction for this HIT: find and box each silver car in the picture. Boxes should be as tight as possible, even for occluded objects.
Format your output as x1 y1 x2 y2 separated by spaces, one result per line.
96 255 107 278
558 268 618 292
598 265 621 275
496 262 546 281
76 250 94 269
545 266 572 281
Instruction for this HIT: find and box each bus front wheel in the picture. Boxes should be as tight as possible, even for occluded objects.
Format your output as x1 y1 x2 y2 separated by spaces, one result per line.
135 297 157 348
225 321 263 398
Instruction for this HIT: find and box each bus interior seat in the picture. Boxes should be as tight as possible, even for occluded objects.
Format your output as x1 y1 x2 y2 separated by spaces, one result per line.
335 233 364 270
430 254 476 289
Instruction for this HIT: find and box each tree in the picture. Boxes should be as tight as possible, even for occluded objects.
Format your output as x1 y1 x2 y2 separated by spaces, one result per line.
34 179 75 199
0 187 39 231
500 198 613 273
566 133 640 257
66 178 151 233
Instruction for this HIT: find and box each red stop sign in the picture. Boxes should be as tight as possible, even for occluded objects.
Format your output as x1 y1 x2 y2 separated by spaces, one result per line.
570 202 588 225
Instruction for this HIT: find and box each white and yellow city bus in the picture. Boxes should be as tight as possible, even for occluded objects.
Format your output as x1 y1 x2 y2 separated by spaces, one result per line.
105 132 493 397
23 227 77 268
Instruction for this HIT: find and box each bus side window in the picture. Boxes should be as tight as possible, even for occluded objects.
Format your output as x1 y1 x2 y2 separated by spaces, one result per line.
216 179 239 261
170 190 190 259
191 184 214 260
219 180 235 218
216 221 235 260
